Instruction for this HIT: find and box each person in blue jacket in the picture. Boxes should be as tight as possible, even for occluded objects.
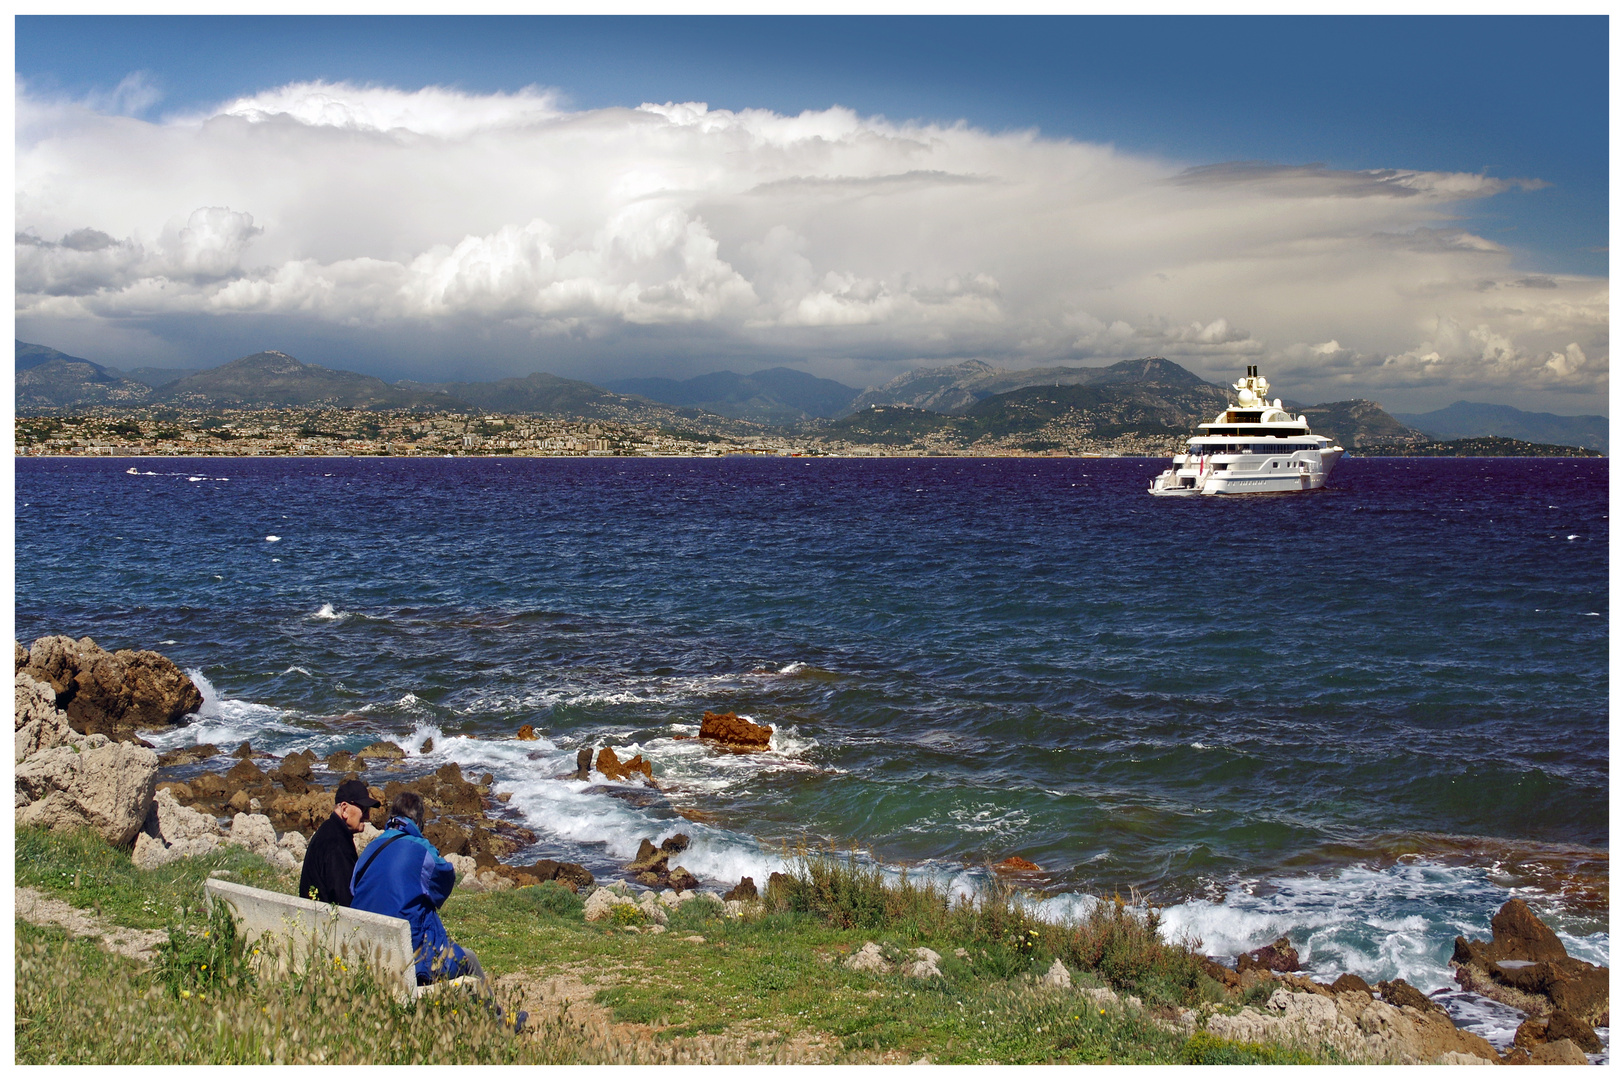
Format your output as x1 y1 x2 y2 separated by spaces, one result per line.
349 791 484 986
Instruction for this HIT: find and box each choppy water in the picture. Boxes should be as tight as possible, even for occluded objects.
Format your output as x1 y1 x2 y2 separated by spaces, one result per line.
15 455 1608 1001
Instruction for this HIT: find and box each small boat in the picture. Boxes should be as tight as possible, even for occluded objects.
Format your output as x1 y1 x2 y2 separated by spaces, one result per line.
1148 367 1344 496
125 467 139 474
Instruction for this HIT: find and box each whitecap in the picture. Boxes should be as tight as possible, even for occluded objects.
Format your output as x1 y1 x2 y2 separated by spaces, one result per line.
265 535 281 542
310 603 345 620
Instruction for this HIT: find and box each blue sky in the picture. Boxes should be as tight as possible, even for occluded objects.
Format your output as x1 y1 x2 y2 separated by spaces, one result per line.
14 16 1609 411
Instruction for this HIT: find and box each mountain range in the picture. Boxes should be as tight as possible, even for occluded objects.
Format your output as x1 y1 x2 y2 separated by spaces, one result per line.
15 339 1604 453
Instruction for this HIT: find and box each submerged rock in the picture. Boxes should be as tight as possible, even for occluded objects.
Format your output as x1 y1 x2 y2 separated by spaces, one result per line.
595 746 653 782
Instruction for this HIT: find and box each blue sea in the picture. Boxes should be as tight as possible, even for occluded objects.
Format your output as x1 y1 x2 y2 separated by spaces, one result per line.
14 454 1609 1021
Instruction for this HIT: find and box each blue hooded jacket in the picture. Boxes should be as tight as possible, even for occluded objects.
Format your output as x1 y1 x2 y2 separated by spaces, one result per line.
349 817 459 982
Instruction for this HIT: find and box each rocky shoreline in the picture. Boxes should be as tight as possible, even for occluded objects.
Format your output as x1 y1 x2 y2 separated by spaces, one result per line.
13 635 1610 1064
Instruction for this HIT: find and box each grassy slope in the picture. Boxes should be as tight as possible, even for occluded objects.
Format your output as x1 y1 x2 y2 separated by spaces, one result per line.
14 826 1332 1064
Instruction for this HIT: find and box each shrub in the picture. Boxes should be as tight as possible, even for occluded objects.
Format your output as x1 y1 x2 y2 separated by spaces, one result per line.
1179 1030 1319 1065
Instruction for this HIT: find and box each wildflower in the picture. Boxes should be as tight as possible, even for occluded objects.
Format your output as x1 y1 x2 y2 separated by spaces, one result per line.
181 990 191 998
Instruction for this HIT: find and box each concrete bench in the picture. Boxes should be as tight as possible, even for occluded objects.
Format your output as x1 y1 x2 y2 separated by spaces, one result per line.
204 877 476 1003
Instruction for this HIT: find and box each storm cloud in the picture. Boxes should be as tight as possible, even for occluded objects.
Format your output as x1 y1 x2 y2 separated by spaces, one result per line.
15 79 1607 407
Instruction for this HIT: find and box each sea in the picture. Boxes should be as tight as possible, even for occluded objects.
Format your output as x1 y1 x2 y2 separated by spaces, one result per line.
14 454 1609 1050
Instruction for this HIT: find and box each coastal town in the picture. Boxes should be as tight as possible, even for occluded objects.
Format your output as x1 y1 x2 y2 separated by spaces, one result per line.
12 407 1186 459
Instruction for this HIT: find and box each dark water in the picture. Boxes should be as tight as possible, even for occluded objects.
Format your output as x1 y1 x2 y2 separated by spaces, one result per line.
14 455 1609 992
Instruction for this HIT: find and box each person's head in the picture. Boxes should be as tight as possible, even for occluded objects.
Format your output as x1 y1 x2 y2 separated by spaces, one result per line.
333 778 379 833
389 791 426 830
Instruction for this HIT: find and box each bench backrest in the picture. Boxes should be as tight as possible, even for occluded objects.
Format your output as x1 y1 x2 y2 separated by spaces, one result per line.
204 877 418 1002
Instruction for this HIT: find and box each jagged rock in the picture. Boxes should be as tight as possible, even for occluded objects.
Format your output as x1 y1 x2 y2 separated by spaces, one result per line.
1040 957 1072 989
595 747 653 782
419 737 434 753
1237 936 1301 973
516 725 538 741
723 876 758 902
1331 973 1373 997
225 756 266 788
20 636 204 741
223 812 299 870
1515 1010 1602 1054
15 670 78 762
424 821 472 857
232 740 254 758
1450 899 1609 1026
325 750 356 773
15 736 159 846
993 855 1043 873
697 710 772 750
668 866 699 892
265 788 332 835
638 893 670 924
573 747 592 779
555 862 595 893
1529 1039 1590 1065
1206 986 1499 1065
845 941 891 973
1199 955 1242 990
660 832 691 854
626 838 669 874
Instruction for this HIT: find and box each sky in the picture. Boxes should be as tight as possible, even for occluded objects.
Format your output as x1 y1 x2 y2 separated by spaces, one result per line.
13 15 1610 414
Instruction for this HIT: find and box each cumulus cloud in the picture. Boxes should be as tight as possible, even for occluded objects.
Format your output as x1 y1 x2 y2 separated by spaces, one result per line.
14 79 1607 404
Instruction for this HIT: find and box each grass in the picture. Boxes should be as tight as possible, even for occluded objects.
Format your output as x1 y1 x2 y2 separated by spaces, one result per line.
14 827 1342 1064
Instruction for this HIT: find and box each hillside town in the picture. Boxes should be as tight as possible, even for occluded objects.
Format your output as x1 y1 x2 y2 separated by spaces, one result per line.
12 407 1187 458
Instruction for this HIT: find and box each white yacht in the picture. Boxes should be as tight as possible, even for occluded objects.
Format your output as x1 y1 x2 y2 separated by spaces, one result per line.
1148 367 1343 496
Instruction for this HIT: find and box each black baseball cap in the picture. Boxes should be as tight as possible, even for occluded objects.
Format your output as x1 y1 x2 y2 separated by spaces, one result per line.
335 779 380 809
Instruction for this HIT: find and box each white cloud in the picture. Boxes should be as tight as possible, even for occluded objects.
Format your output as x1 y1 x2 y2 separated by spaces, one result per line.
14 79 1607 404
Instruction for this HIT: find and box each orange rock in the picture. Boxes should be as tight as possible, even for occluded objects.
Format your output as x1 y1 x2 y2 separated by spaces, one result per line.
596 746 653 782
698 710 773 750
994 856 1043 873
516 725 539 741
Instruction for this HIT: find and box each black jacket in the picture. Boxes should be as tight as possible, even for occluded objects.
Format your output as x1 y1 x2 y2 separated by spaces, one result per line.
298 813 360 906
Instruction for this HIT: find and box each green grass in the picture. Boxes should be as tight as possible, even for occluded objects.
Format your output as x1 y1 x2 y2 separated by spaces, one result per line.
15 827 1344 1064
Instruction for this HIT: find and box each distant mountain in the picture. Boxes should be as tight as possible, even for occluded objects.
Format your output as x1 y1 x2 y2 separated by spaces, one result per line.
1392 401 1607 453
404 371 637 419
850 356 1210 413
155 351 466 410
603 367 861 423
1299 400 1430 452
1358 436 1603 458
16 339 154 409
113 366 202 389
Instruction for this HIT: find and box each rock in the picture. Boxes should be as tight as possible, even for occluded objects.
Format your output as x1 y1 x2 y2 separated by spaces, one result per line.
1237 936 1301 973
638 893 670 924
265 788 331 835
225 756 266 788
723 876 758 902
1529 1039 1590 1065
15 736 159 846
227 789 252 814
573 747 592 779
697 710 772 750
325 750 356 773
1040 957 1072 989
1538 1010 1603 1053
555 862 594 893
595 747 653 782
356 741 404 762
765 870 793 906
278 830 307 863
132 788 225 869
1199 956 1242 990
905 947 942 979
446 852 479 885
419 737 434 753
625 838 669 874
1204 986 1501 1065
1378 979 1448 1018
845 941 891 973
668 866 699 892
584 887 640 922
993 855 1043 873
232 741 254 758
157 743 219 767
1331 973 1373 997
516 725 539 741
15 670 78 762
1451 899 1609 1026
21 636 202 741
660 832 691 854
355 822 382 853
521 859 561 883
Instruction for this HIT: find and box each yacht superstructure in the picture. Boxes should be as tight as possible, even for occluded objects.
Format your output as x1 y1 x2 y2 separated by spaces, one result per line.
1148 367 1343 495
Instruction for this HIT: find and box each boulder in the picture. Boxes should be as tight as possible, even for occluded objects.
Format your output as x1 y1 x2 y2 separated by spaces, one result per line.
723 876 758 902
1237 936 1301 973
424 821 472 857
595 747 653 782
765 870 793 906
1039 957 1072 989
905 947 942 979
1450 899 1609 1026
1377 979 1448 1019
356 741 405 762
584 887 640 922
15 670 78 762
668 866 699 892
15 736 159 846
1331 973 1373 997
1199 956 1242 990
225 756 266 788
1206 986 1499 1064
697 710 772 751
626 838 669 874
516 725 539 741
232 741 255 758
419 737 434 753
223 812 299 870
157 743 219 767
660 832 691 854
21 635 203 741
325 750 357 773
265 788 333 835
573 747 592 779
554 862 595 893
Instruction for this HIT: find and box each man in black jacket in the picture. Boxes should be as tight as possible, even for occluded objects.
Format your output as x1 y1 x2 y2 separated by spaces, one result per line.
298 778 379 905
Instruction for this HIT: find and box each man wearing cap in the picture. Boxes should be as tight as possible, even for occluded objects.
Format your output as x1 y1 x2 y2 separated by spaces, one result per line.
297 778 379 906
